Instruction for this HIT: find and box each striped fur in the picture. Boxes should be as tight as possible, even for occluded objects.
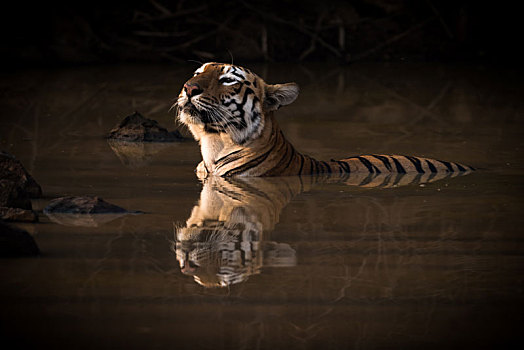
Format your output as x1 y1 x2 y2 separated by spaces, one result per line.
175 169 464 287
177 63 474 178
174 176 299 287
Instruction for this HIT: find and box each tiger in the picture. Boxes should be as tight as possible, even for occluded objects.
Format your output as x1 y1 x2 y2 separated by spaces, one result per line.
176 62 474 178
174 169 462 288
174 176 298 288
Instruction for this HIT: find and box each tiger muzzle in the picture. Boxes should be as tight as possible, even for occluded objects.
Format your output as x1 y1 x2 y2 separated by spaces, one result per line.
184 82 203 98
183 102 213 124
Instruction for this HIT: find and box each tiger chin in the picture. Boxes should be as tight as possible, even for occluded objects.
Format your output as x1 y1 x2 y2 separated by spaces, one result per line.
176 62 474 178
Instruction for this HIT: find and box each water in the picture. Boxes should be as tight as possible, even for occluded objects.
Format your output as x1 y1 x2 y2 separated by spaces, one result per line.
1 63 523 349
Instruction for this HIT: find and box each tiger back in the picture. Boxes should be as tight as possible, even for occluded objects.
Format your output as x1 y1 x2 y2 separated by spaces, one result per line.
176 62 474 178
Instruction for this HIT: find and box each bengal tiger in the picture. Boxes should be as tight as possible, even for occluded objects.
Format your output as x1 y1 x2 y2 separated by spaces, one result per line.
174 176 299 288
176 62 474 178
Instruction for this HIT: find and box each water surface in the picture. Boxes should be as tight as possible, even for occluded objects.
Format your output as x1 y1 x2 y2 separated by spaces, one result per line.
1 63 523 349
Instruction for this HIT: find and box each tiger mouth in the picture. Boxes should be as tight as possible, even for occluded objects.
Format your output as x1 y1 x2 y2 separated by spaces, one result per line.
182 102 212 124
182 102 200 117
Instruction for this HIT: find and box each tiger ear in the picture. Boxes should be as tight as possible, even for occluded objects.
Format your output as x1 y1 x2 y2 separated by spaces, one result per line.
264 83 299 111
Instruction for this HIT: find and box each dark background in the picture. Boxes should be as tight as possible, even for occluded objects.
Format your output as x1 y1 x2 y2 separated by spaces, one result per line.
0 0 520 67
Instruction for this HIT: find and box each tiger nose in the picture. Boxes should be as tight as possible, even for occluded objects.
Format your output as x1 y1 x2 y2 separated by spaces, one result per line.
184 82 203 97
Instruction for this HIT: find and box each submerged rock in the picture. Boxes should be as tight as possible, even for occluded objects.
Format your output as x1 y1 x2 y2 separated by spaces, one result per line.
0 207 38 222
0 221 40 257
44 196 130 214
107 111 182 142
43 196 141 227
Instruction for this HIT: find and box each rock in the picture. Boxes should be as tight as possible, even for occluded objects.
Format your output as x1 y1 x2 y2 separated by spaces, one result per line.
107 111 183 142
0 151 42 198
107 139 176 168
43 196 130 214
0 152 42 218
43 196 141 227
44 212 130 227
0 221 40 257
0 207 38 222
0 179 33 210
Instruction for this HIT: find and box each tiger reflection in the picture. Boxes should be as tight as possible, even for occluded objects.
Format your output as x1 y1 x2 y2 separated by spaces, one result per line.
174 171 469 287
174 176 304 288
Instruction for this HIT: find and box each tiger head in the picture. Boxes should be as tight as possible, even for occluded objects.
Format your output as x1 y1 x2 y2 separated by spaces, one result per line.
176 62 299 145
174 220 264 288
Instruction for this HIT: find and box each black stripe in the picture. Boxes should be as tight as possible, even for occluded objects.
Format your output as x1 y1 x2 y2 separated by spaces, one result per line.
240 87 254 106
454 162 467 172
391 157 406 173
336 162 344 174
425 160 437 173
214 188 243 202
340 161 351 173
215 150 242 167
371 155 392 171
321 161 332 174
358 156 381 173
357 157 373 172
410 173 423 185
392 173 405 186
358 173 376 186
251 97 259 112
317 160 326 174
273 141 290 168
427 171 437 183
329 159 343 174
311 158 318 175
227 178 272 202
231 71 244 79
334 159 351 173
298 154 305 175
261 132 289 175
437 160 454 172
306 157 312 175
283 146 296 171
404 156 425 173
223 139 278 176
378 174 393 188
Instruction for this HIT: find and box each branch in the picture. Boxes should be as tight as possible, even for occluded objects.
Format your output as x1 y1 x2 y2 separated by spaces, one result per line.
425 0 454 39
133 30 189 38
299 11 327 61
132 5 207 23
350 16 437 62
240 1 342 58
161 17 232 52
149 0 172 16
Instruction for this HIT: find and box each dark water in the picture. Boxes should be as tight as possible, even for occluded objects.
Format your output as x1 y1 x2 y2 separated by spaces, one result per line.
1 63 523 349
